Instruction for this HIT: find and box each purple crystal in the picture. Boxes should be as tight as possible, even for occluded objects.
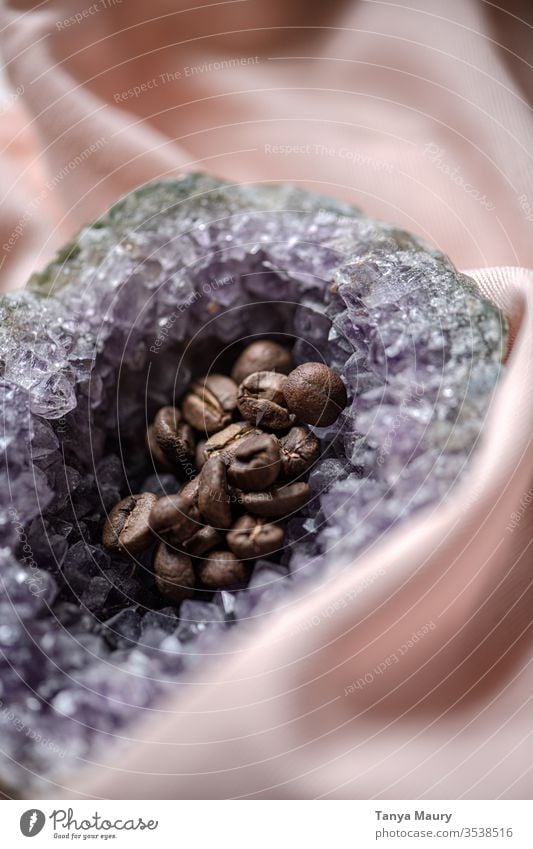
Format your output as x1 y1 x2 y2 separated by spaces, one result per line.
0 174 506 790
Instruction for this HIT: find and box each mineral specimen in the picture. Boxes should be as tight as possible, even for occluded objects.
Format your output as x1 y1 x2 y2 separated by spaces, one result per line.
0 174 506 790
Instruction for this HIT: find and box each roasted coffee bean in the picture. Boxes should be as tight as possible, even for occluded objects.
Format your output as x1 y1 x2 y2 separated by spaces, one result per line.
180 475 200 502
279 426 320 477
231 340 293 384
149 491 200 543
146 425 174 472
164 476 203 548
237 371 295 430
203 421 260 462
227 432 281 491
103 493 157 555
225 486 246 507
283 362 347 426
195 439 207 471
182 525 223 557
198 457 232 528
114 340 328 598
240 481 311 518
164 480 201 544
203 374 238 413
153 543 195 603
181 375 235 434
153 406 195 466
196 550 248 588
227 514 285 559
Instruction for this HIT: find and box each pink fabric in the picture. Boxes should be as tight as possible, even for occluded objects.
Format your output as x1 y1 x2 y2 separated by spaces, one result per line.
1 0 532 798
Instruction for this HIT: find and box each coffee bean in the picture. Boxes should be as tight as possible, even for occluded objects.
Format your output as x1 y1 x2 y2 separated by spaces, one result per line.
103 493 157 555
237 371 295 430
231 340 293 384
180 476 200 502
240 481 311 518
182 524 223 557
226 487 246 506
283 362 347 426
203 374 238 413
195 439 207 471
153 543 195 602
146 425 174 472
149 491 200 543
227 432 281 491
203 421 261 462
181 375 234 434
163 480 201 544
198 457 232 528
227 514 285 559
196 550 248 588
111 339 326 598
279 426 320 477
153 406 195 468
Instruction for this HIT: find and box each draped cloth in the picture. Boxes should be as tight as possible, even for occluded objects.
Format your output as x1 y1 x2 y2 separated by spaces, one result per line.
0 0 532 798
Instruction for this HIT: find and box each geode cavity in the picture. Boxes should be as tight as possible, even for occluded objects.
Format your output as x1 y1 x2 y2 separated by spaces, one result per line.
0 174 506 790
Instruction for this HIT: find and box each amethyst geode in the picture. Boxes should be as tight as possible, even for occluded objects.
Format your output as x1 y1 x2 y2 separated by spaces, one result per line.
0 174 506 790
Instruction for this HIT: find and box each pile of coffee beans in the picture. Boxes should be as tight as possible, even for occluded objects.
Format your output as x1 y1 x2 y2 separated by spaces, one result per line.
102 341 347 603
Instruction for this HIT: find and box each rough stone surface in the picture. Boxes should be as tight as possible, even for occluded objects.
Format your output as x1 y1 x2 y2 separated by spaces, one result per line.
0 174 506 789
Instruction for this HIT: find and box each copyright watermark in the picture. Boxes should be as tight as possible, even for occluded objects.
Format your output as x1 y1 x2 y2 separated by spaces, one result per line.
2 136 108 255
114 57 261 103
264 143 394 173
8 507 47 597
56 0 122 30
149 274 234 354
344 620 436 695
423 143 495 211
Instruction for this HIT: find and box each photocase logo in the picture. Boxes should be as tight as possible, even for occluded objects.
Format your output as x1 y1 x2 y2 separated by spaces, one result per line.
20 809 46 837
17 807 158 838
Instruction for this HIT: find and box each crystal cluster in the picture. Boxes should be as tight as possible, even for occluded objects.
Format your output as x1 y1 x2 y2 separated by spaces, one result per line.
0 174 506 790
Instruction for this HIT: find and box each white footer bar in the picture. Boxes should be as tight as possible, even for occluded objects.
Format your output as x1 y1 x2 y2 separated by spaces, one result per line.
4 799 532 848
